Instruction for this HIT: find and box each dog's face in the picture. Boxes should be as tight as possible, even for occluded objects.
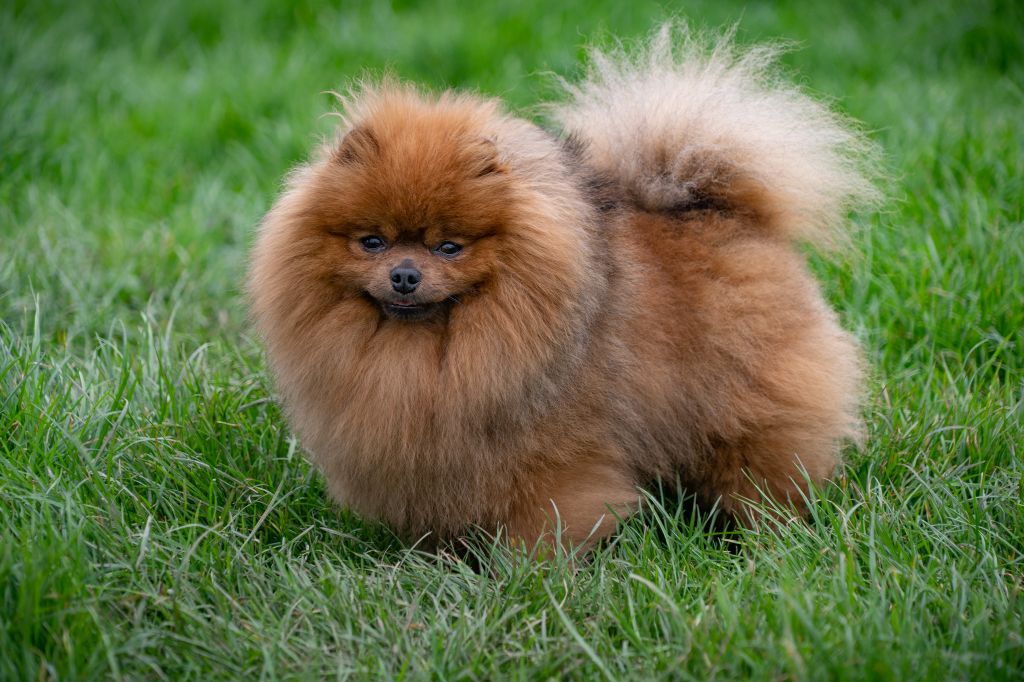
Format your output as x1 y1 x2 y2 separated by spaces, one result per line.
286 95 517 325
336 228 481 322
325 187 501 323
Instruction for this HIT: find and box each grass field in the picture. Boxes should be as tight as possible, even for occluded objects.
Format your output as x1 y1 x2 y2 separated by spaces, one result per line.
2 0 1022 679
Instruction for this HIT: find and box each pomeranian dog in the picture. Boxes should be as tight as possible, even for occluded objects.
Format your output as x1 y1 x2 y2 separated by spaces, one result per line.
248 25 877 551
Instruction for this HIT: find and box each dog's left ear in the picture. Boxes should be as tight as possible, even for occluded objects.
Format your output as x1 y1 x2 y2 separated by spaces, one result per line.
470 137 507 177
333 126 380 165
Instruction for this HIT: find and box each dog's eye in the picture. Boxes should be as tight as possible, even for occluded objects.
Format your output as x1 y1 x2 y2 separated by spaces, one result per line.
434 241 463 257
359 235 387 253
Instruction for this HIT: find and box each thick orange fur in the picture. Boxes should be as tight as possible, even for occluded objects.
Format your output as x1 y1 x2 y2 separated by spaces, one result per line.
247 26 877 551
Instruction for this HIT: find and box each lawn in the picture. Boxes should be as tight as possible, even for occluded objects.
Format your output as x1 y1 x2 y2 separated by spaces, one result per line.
1 0 1022 679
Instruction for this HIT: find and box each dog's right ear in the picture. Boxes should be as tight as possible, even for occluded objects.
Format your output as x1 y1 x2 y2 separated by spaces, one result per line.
333 126 380 165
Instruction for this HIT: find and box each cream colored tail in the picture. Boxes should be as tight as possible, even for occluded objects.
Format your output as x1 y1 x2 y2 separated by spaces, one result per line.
551 24 879 246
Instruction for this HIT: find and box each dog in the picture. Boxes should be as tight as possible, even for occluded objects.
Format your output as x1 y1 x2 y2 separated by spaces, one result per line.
247 25 877 551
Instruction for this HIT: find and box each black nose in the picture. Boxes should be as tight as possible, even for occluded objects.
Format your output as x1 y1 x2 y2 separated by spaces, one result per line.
390 265 421 294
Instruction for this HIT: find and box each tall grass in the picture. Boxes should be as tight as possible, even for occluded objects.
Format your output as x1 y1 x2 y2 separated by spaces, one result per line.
2 0 1021 678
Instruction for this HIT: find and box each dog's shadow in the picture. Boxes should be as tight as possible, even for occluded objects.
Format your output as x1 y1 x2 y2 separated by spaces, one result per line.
430 482 745 575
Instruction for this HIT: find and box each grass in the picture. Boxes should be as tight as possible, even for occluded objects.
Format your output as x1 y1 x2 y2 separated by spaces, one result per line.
1 0 1022 679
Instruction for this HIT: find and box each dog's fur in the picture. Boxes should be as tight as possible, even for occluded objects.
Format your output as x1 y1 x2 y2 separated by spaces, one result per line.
247 26 877 550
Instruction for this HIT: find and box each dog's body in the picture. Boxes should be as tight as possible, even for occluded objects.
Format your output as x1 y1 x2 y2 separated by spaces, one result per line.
248 27 876 549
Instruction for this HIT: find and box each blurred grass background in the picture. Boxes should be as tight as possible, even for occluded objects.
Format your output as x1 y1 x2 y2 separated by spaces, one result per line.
1 0 1022 679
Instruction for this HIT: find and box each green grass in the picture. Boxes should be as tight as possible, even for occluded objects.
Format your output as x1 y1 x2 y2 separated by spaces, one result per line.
2 0 1022 679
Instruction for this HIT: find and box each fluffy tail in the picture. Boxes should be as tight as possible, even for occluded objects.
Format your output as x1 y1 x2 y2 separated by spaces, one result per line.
551 24 879 246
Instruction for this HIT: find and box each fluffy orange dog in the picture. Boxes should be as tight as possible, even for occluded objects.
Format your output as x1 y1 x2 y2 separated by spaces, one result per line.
248 27 877 551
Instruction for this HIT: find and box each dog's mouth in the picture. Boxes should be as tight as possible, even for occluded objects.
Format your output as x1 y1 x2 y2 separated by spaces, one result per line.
366 294 455 322
383 299 437 321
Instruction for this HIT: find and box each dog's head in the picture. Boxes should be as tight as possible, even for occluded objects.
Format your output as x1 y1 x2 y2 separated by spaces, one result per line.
247 84 602 441
314 95 513 323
